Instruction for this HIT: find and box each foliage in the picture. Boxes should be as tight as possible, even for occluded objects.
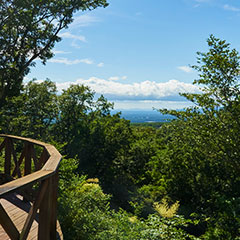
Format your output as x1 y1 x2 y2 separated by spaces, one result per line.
130 122 164 128
2 35 240 238
58 159 197 240
154 198 180 218
58 174 111 240
146 35 240 238
53 84 133 183
121 126 159 185
0 0 108 106
0 79 58 140
96 212 198 240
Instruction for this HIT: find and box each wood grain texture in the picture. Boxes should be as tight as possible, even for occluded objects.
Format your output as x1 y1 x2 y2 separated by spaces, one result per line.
0 193 63 240
0 202 19 240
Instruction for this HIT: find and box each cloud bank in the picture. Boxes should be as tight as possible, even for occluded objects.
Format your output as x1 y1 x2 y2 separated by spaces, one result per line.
56 77 200 101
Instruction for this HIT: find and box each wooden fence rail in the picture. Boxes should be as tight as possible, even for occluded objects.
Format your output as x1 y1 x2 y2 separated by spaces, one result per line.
0 134 62 240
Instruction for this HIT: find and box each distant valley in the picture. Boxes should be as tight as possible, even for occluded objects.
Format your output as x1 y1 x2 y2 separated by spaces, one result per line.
112 110 176 123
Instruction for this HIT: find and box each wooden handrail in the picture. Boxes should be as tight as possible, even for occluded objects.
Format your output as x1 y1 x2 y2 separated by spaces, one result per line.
0 170 53 196
0 134 62 240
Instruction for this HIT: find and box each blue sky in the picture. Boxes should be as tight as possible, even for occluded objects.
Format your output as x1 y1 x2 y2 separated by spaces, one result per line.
26 0 240 110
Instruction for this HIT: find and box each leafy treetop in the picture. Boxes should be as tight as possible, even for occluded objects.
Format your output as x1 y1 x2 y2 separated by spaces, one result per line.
0 0 108 106
161 35 240 118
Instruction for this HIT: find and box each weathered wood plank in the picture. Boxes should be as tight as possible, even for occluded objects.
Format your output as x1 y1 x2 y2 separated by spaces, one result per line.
0 196 64 240
1 194 39 240
0 203 19 240
29 225 38 240
20 180 48 240
10 211 28 231
4 205 19 216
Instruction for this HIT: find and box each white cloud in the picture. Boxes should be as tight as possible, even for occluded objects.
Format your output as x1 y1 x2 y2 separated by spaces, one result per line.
71 41 82 49
97 62 104 67
49 57 93 65
79 59 94 65
53 50 71 54
223 4 240 12
70 14 100 28
56 77 200 100
109 76 120 81
58 32 87 42
178 66 192 73
108 76 128 81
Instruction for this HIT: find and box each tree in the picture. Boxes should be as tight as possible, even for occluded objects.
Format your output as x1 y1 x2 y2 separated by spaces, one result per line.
54 84 132 180
54 84 96 150
147 35 240 238
0 0 108 107
0 79 58 140
183 34 240 110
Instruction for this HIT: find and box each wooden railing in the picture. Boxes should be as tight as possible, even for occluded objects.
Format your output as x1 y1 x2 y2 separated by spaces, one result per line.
0 134 62 240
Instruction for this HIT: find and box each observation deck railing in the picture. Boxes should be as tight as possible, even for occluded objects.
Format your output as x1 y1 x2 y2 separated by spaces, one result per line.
0 134 62 240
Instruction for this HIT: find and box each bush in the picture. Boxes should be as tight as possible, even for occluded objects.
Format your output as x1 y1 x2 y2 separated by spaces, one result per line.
58 158 198 240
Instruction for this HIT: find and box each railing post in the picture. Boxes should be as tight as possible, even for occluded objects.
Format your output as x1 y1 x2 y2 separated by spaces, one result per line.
38 148 49 170
23 142 33 202
38 172 59 240
38 178 51 240
50 171 59 239
4 137 11 175
24 143 32 176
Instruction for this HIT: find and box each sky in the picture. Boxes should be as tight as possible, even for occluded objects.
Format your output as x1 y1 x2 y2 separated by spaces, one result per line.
26 0 240 110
